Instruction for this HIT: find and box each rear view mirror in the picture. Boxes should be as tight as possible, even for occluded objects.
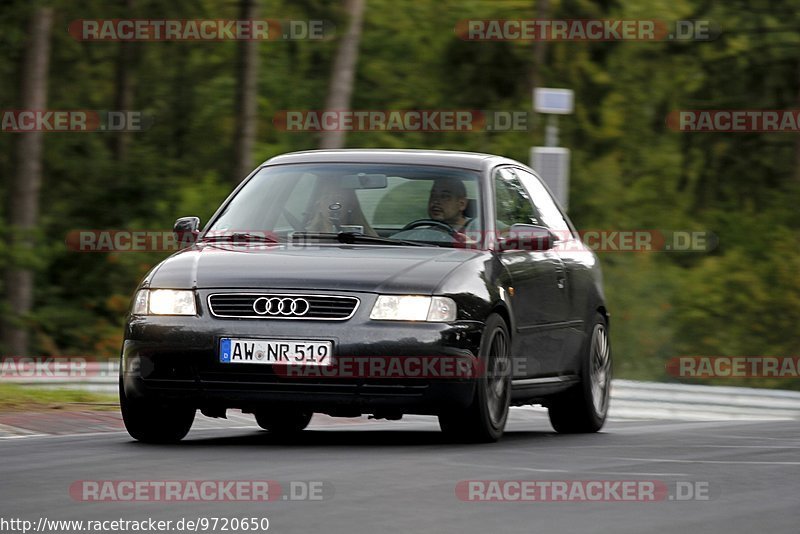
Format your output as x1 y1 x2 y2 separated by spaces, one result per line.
499 224 557 252
173 216 200 247
341 173 388 189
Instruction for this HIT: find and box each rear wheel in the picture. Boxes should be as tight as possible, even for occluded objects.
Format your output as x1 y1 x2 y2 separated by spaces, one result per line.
548 313 612 433
438 313 511 442
255 410 313 434
119 379 195 443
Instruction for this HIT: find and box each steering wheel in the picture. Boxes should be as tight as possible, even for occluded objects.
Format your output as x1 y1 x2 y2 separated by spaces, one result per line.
401 219 457 236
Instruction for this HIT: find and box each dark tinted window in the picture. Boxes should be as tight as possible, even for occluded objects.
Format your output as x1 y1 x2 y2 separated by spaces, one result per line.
493 168 539 229
512 168 572 235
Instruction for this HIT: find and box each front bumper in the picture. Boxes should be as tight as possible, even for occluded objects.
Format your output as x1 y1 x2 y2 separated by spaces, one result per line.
121 293 484 415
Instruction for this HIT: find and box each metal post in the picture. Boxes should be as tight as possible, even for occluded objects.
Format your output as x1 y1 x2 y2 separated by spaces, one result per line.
545 114 558 147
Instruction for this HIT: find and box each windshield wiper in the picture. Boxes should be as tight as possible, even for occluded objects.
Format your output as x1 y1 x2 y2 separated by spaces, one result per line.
199 232 280 243
291 232 430 247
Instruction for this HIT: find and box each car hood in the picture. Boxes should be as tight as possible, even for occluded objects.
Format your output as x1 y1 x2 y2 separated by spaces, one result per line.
147 243 484 294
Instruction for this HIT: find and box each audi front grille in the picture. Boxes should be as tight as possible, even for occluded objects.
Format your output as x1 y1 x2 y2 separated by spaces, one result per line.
207 293 359 320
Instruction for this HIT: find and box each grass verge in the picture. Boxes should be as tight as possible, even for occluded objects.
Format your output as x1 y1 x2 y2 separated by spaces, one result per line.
0 384 118 412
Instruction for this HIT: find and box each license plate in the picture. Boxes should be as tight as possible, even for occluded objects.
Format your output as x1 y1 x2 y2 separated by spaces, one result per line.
220 338 332 366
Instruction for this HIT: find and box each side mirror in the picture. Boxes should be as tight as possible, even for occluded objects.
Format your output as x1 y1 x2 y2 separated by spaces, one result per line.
498 224 557 252
173 216 200 247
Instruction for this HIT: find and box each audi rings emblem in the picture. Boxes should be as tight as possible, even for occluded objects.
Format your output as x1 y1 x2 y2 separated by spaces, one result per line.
252 297 310 317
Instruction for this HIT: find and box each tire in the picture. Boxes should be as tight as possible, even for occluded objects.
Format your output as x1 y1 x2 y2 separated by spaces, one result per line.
119 379 195 443
438 313 511 442
255 410 313 434
548 312 612 433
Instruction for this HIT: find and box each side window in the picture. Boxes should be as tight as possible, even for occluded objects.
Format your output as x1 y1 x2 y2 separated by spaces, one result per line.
493 168 540 229
512 168 573 235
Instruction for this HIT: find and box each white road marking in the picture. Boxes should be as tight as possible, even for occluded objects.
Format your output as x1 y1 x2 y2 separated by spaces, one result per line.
605 420 749 433
603 456 800 466
0 424 419 442
0 422 43 438
0 429 128 440
0 433 47 439
711 434 800 442
0 425 260 441
444 461 690 477
556 444 800 449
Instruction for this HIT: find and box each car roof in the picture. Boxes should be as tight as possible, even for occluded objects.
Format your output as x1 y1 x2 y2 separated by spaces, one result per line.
261 149 521 171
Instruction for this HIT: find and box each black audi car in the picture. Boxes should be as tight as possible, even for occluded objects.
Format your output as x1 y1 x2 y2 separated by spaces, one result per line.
120 149 611 442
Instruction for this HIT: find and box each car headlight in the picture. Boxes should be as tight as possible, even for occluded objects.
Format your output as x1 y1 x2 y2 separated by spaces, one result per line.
132 289 149 315
369 295 456 322
132 289 197 316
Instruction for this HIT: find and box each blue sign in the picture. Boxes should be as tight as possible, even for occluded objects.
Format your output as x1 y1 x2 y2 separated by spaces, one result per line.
220 338 231 362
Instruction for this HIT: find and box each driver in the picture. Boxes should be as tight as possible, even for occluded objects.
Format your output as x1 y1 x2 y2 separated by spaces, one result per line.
428 177 469 232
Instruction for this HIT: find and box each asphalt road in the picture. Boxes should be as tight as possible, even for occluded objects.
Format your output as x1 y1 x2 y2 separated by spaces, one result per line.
0 409 798 534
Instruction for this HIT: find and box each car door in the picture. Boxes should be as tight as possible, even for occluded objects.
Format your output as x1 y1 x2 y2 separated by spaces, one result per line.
511 167 587 374
492 167 569 377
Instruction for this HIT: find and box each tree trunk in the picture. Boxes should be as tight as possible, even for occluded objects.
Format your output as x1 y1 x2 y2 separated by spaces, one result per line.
319 0 366 149
794 59 800 182
232 0 260 184
2 6 54 356
528 0 549 93
113 0 136 161
528 0 549 137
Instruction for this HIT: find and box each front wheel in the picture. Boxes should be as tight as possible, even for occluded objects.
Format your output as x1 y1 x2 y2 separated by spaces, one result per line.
548 312 612 433
119 379 195 443
438 313 511 442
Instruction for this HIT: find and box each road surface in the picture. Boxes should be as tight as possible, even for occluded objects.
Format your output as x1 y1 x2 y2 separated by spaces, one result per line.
0 408 797 534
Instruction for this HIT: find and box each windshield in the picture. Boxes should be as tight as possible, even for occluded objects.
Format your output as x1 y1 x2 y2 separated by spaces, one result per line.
207 163 483 247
